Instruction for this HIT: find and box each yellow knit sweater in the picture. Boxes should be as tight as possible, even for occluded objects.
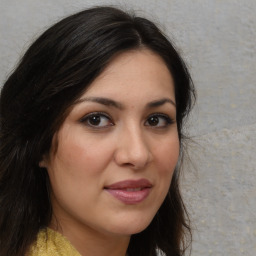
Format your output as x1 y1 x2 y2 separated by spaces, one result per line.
27 228 81 256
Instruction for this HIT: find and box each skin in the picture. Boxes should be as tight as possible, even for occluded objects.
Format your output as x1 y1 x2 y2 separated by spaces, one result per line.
41 49 180 256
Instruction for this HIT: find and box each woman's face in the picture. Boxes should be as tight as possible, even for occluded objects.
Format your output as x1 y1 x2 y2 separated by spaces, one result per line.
41 49 179 238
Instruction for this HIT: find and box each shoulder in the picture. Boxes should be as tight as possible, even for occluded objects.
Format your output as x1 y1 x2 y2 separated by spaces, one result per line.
27 228 81 256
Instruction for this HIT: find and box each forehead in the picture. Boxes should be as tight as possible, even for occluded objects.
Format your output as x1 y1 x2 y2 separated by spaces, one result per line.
83 49 175 101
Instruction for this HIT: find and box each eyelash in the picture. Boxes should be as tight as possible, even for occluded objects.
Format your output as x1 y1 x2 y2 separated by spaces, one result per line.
145 113 175 128
80 112 174 129
79 112 113 129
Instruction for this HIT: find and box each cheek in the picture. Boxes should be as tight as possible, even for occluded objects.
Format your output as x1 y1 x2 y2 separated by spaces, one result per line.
46 133 114 213
152 136 180 189
155 137 180 170
51 132 116 189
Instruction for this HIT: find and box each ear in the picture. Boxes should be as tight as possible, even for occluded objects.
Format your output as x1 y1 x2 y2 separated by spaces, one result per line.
39 155 49 168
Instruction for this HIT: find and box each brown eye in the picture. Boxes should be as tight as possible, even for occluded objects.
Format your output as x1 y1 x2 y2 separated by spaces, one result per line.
147 116 159 126
88 115 101 126
81 113 114 128
145 114 173 128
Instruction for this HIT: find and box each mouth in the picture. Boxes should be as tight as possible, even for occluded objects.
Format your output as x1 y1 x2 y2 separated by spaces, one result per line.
104 179 152 205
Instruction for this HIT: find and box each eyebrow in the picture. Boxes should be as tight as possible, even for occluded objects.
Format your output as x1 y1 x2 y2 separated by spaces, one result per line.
75 97 176 109
147 98 176 108
75 97 123 109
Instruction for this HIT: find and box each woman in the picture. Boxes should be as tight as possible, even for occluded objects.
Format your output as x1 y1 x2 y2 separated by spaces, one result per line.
0 6 195 256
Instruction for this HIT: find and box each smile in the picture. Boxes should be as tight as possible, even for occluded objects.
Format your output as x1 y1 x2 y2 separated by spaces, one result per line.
104 179 152 204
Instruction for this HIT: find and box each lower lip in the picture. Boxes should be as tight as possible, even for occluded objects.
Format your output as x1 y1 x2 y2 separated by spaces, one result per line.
105 188 151 204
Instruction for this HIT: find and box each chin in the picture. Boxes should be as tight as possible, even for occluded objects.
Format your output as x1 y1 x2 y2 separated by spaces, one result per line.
107 213 155 236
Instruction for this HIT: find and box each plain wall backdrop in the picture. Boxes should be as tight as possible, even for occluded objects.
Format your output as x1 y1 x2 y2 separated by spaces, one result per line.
0 0 255 255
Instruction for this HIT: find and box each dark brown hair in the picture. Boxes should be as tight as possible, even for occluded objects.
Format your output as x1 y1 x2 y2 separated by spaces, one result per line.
0 6 195 256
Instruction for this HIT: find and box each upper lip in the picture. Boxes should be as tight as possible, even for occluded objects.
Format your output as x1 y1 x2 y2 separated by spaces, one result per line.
105 179 152 189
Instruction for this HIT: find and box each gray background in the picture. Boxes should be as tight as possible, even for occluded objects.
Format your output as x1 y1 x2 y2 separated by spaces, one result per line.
1 0 255 255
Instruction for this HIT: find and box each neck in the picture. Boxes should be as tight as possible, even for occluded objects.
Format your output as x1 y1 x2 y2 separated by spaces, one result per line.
49 218 130 256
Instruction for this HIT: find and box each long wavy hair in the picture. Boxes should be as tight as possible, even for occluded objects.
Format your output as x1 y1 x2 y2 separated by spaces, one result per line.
0 6 195 256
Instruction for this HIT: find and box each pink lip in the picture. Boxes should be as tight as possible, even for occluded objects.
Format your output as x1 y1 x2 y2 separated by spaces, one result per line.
104 179 152 205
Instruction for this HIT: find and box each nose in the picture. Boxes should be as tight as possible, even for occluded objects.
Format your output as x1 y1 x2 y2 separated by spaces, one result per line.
114 125 152 169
